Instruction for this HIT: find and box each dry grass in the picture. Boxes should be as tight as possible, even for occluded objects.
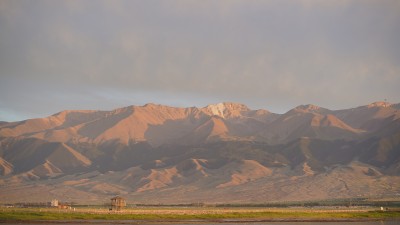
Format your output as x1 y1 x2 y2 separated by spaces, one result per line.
1 206 400 221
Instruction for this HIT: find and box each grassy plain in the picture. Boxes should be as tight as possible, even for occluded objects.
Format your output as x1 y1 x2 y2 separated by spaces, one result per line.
1 207 400 222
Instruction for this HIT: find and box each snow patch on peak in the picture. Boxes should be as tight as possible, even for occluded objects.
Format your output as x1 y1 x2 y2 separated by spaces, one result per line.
204 102 250 118
206 103 226 118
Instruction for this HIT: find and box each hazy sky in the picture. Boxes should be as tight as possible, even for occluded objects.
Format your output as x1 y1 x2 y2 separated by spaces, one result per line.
1 0 400 121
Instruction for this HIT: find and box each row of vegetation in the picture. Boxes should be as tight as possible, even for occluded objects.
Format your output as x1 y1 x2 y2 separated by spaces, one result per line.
215 198 400 208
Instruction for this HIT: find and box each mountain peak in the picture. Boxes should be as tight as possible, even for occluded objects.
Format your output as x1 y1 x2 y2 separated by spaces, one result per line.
143 103 162 108
52 109 97 117
367 101 392 108
205 103 226 118
203 102 249 118
294 104 324 113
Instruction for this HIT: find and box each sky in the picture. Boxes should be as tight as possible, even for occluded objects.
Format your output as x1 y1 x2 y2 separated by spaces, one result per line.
1 0 400 122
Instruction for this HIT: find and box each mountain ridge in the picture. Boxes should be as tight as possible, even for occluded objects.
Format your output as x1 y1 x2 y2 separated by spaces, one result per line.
2 101 398 145
0 102 399 204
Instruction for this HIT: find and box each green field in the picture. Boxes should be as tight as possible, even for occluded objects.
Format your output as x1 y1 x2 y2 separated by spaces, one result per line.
1 207 400 222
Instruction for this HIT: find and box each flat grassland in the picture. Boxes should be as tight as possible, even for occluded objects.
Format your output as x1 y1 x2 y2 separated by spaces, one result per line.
1 207 400 222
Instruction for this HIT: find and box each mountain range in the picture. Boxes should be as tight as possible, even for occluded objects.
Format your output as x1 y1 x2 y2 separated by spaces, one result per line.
1 102 400 204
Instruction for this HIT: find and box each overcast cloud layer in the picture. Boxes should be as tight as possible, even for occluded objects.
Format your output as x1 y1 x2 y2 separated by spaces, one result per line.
1 0 400 121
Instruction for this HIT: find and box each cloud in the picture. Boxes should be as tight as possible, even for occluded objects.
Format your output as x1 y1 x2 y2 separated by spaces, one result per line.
0 0 399 121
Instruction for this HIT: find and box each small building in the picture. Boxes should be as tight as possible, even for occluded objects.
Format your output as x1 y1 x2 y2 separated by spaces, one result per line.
51 199 59 207
110 196 126 211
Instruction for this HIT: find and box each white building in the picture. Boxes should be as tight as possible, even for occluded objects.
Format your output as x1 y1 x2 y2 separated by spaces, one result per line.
51 199 59 207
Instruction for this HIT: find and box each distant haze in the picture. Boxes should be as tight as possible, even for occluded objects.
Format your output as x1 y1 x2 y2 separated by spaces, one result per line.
1 0 400 121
